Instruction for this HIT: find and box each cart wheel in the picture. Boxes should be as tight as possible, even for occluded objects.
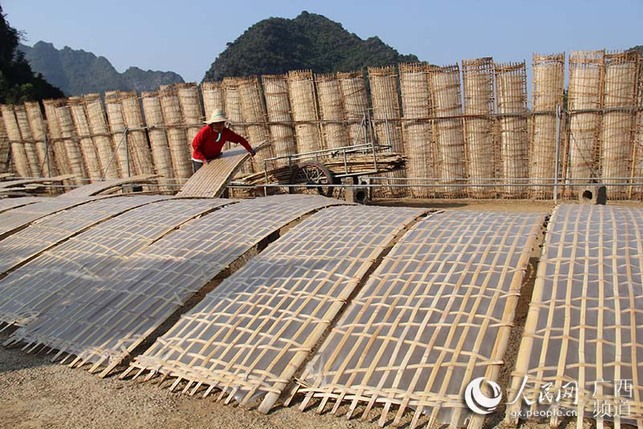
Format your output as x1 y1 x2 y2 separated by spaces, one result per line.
291 161 336 197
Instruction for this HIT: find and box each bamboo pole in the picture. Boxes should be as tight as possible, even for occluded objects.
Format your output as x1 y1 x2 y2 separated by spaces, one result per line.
141 91 174 191
262 74 296 167
120 91 155 176
0 104 31 177
69 96 102 180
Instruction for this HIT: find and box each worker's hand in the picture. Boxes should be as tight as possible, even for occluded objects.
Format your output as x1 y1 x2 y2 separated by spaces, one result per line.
249 149 257 157
203 159 208 165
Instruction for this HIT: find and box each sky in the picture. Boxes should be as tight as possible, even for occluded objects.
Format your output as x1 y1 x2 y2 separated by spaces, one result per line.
2 0 642 83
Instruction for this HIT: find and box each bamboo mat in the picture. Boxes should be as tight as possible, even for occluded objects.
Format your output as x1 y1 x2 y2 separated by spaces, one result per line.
506 204 643 428
288 211 544 428
175 142 269 198
0 198 232 328
58 175 160 198
0 196 169 276
8 195 347 376
124 204 428 412
0 197 41 214
0 174 76 190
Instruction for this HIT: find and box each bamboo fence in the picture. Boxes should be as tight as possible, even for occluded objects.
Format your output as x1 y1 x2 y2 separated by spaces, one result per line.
338 71 369 146
159 85 192 180
141 91 174 191
368 65 407 197
24 101 56 177
14 105 41 177
495 61 530 197
530 53 565 198
124 204 425 412
462 58 496 197
84 93 119 179
1 104 32 177
399 63 434 198
293 211 544 428
120 91 155 176
288 70 322 156
567 50 605 192
69 96 102 180
262 74 296 166
506 204 643 428
316 73 348 150
428 65 466 196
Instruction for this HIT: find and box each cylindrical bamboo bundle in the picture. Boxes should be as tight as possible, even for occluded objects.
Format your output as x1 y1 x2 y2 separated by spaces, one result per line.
0 112 13 174
315 73 348 151
399 63 435 198
338 71 369 146
105 90 132 177
567 50 605 194
1 104 31 177
54 103 87 183
120 91 155 176
530 53 565 198
43 99 72 178
25 101 57 177
601 51 639 199
223 77 253 174
633 57 643 199
495 61 530 197
176 83 203 145
462 58 495 197
428 64 466 197
201 81 225 120
159 84 192 180
368 65 407 197
14 104 41 177
141 91 174 191
69 96 102 180
287 70 322 155
84 94 119 179
238 76 274 170
262 74 296 167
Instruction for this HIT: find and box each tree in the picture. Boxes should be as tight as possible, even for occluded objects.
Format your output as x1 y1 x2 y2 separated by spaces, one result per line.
0 4 63 104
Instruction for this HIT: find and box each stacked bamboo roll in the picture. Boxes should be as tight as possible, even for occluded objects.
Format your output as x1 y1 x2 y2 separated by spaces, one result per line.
120 91 155 176
141 91 174 191
368 65 407 197
176 83 203 144
159 85 192 180
495 61 529 197
262 74 296 167
68 96 102 180
462 58 496 197
315 73 348 150
223 77 253 175
428 64 466 196
567 50 605 194
14 105 41 177
25 101 57 177
287 70 322 154
634 57 643 199
1 105 31 177
0 111 12 173
104 91 132 177
238 76 274 170
338 71 369 146
43 99 72 180
201 81 225 122
399 63 434 198
530 53 565 198
84 94 119 179
601 51 639 198
54 102 87 183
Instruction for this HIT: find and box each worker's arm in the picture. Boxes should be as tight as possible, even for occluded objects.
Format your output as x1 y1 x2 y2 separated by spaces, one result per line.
226 130 256 156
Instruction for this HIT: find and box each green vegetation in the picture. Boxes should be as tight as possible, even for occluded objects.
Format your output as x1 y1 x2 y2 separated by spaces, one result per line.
0 5 63 104
204 11 419 81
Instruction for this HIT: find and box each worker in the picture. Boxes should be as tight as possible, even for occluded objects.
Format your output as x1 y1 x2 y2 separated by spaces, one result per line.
191 109 256 173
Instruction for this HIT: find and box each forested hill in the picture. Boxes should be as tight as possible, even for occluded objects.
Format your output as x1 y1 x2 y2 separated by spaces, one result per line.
204 11 420 81
18 41 184 96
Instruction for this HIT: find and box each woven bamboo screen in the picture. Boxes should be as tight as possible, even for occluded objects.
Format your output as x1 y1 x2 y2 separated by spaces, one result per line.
507 204 643 428
238 76 274 169
54 103 86 184
84 94 119 179
316 73 348 150
11 195 344 377
294 211 544 428
462 58 496 197
399 63 434 198
120 91 155 176
262 74 296 166
0 111 12 174
104 91 131 177
69 96 102 180
1 105 31 177
159 85 192 180
201 81 225 120
126 204 424 413
338 71 369 146
601 52 639 199
0 196 165 276
223 78 253 174
368 65 407 197
288 70 322 154
567 50 605 193
428 65 466 196
530 53 565 198
43 99 72 180
14 105 41 177
495 62 530 197
141 91 174 191
25 101 56 177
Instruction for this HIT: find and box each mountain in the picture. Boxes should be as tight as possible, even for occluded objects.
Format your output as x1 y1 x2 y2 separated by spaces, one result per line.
204 11 420 81
18 41 184 96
